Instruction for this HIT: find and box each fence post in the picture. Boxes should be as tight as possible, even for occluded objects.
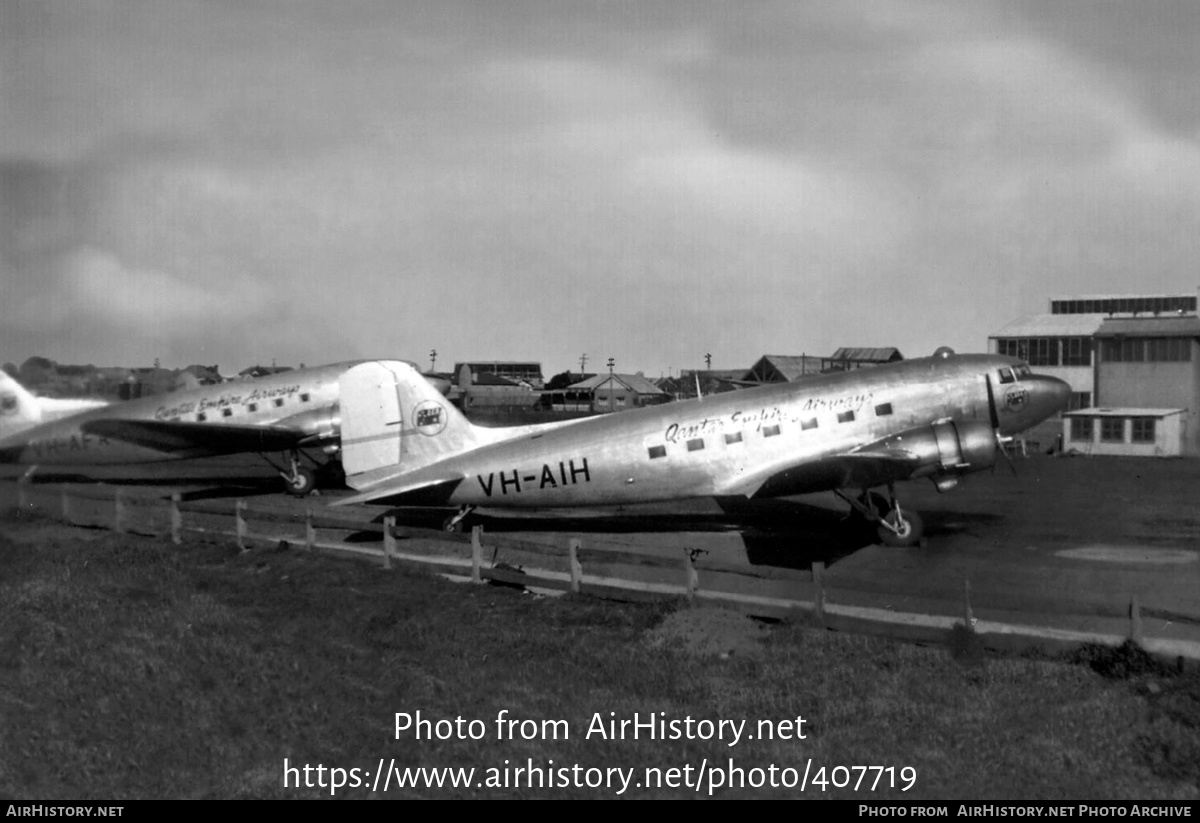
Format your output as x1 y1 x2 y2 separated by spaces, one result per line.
812 561 826 625
305 506 316 551
569 538 582 594
1130 594 1143 646
471 525 483 584
963 578 975 631
383 515 396 570
170 493 182 545
16 475 27 510
114 490 126 534
235 499 248 551
61 488 71 523
683 549 699 601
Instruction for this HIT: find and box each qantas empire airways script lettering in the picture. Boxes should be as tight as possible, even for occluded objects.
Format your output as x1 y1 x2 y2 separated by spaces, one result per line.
154 385 304 421
664 392 875 444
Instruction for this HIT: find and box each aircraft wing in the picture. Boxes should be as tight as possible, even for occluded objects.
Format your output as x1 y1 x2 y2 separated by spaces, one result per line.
81 419 312 457
717 448 922 499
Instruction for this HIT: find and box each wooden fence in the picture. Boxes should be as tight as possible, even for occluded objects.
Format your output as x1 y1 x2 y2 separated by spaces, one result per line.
4 478 1197 665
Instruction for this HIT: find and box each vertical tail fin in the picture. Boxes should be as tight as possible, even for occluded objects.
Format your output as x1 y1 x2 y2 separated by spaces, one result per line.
0 371 46 438
339 360 483 487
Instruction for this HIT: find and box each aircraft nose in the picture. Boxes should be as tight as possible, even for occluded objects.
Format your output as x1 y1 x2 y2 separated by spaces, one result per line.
1026 375 1072 427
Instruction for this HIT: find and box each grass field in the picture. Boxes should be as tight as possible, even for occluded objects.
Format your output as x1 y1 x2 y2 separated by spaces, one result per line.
1 506 1198 800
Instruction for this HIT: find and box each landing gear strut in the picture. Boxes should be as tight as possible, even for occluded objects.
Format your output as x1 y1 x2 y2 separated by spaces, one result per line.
272 450 316 497
443 505 476 533
837 484 925 547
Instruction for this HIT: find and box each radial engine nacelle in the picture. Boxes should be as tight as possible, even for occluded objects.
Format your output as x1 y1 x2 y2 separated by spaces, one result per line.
874 419 998 491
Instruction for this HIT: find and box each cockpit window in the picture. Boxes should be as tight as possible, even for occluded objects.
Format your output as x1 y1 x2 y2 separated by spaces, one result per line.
1015 365 1032 378
998 367 1015 384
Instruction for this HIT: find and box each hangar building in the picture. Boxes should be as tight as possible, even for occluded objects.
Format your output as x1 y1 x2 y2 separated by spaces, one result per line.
990 293 1200 456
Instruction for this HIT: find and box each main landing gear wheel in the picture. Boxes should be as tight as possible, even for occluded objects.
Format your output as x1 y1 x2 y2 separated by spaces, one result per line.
282 465 316 497
877 508 924 548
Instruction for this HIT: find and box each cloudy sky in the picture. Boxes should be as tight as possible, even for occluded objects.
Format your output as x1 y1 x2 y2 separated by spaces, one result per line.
2 1 1198 378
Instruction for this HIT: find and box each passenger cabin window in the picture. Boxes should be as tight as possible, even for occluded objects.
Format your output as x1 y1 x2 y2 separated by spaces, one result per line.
248 403 258 412
724 432 743 445
762 424 780 437
222 408 233 417
801 418 818 431
837 411 855 424
300 393 310 402
274 398 285 407
875 403 893 417
196 413 207 422
687 438 705 452
647 445 666 459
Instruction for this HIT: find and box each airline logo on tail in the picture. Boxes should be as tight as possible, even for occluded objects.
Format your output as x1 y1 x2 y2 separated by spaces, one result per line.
413 401 447 435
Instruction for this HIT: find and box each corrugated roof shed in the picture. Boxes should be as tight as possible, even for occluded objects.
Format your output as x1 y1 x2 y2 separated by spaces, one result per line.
829 347 903 363
569 373 666 395
1093 317 1200 338
745 355 824 382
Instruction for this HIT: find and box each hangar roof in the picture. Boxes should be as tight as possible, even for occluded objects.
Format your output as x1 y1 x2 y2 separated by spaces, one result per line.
1093 316 1200 338
990 313 1107 337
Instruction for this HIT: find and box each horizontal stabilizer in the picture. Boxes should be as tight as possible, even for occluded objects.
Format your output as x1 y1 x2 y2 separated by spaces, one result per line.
332 475 464 508
82 419 306 456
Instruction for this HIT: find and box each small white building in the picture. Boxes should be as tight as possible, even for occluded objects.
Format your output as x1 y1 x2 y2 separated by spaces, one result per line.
1062 407 1186 458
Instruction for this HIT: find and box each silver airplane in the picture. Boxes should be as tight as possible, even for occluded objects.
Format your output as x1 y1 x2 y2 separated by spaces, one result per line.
0 361 449 495
330 349 1070 546
0 371 110 439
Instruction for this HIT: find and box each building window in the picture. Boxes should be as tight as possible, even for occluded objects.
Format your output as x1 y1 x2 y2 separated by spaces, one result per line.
724 432 743 445
1063 337 1092 367
762 424 780 437
1131 418 1156 443
687 438 704 452
874 403 893 416
1146 338 1191 362
1070 392 1091 411
837 411 855 424
1069 417 1093 442
1099 337 1191 363
1100 417 1125 443
648 445 666 459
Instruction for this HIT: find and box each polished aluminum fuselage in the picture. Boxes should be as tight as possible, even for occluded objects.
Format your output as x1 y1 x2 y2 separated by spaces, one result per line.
412 354 1068 508
0 362 355 466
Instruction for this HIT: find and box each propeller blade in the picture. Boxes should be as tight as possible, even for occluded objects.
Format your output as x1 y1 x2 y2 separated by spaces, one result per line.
996 432 1018 476
984 373 1001 430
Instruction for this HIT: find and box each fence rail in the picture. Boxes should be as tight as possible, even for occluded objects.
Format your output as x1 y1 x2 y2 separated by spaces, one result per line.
4 478 1197 665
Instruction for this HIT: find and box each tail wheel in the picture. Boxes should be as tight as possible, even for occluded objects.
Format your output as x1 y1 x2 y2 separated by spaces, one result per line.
878 508 924 547
283 466 316 497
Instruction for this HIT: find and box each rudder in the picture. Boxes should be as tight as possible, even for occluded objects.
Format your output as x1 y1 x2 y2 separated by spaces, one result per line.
338 360 481 483
0 372 45 438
